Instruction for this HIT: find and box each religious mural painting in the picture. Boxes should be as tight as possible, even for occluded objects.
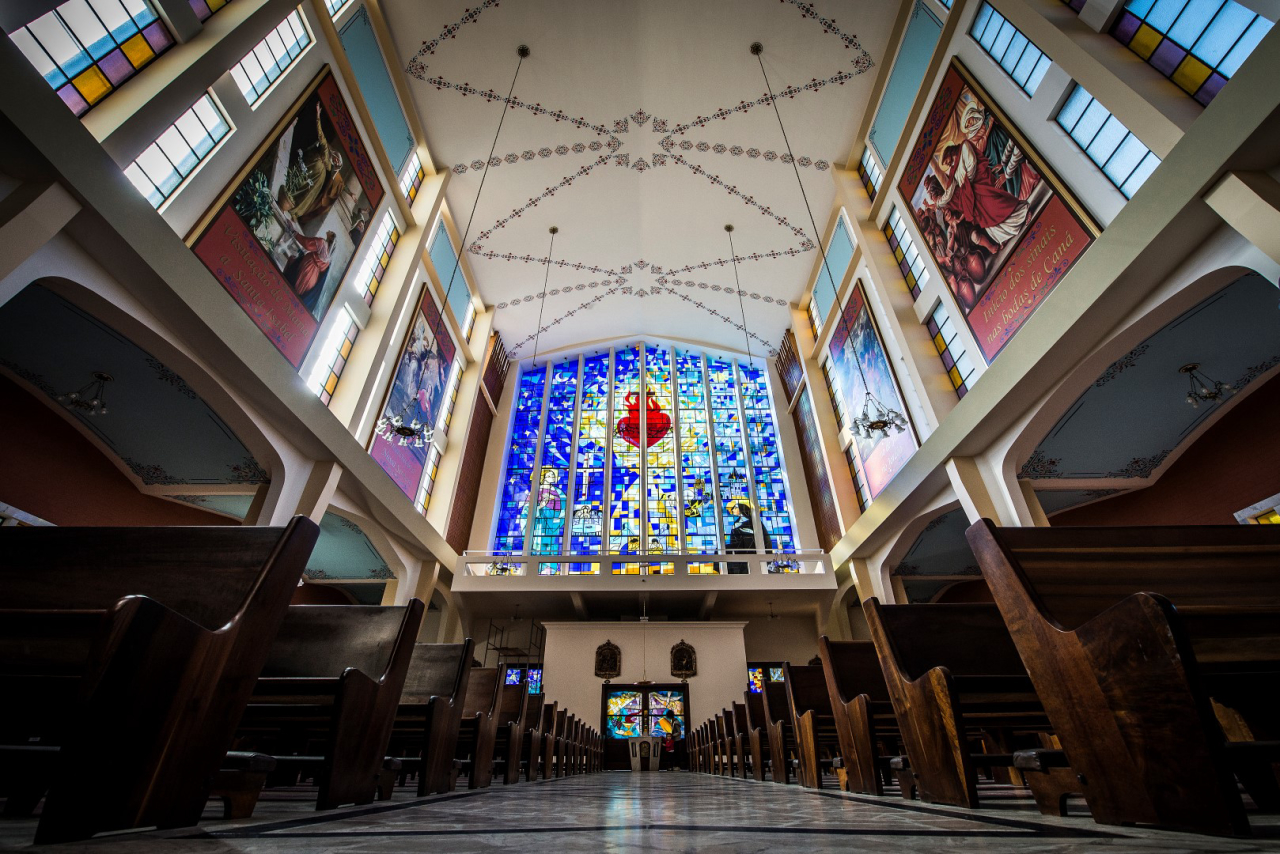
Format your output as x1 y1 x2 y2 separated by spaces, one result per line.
899 60 1099 363
828 281 918 500
189 67 384 368
368 288 456 499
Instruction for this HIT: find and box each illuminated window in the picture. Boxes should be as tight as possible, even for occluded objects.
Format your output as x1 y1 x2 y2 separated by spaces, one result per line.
462 301 476 341
928 301 976 397
810 215 856 335
857 147 883 199
229 9 311 106
419 358 463 511
188 0 232 21
399 151 426 203
428 218 474 333
324 0 351 17
970 3 1052 96
494 347 795 562
10 0 174 116
1254 509 1280 524
352 211 400 305
124 93 230 208
1112 0 1271 104
1056 84 1161 198
307 307 358 406
883 207 930 300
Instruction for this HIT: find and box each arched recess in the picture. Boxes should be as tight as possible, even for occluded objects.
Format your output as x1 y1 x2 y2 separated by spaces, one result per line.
1002 263 1280 516
868 489 962 603
307 507 406 589
0 276 287 518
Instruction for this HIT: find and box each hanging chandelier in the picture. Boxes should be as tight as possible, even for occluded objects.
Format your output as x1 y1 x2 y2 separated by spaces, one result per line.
1180 362 1234 409
374 406 431 448
750 41 909 436
57 371 112 417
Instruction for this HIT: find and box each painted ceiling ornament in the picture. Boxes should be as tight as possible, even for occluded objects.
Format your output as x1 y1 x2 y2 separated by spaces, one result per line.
595 640 621 680
670 640 696 681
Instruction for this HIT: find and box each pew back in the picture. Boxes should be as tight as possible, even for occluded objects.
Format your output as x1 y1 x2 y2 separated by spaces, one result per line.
402 642 471 703
869 603 1026 679
261 606 408 679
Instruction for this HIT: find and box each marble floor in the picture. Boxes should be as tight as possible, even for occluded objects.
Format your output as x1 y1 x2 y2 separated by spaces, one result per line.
3 773 1279 853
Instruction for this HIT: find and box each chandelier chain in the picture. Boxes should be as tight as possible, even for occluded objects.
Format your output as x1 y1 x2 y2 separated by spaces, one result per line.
531 227 558 365
726 227 752 364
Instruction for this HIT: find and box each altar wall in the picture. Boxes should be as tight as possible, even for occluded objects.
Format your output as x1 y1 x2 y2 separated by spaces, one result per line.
540 621 749 728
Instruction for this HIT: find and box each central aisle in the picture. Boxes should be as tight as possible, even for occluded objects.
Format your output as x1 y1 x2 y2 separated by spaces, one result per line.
6 773 1276 852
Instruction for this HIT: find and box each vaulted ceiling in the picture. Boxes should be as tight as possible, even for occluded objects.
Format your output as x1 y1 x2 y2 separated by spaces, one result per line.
383 0 900 357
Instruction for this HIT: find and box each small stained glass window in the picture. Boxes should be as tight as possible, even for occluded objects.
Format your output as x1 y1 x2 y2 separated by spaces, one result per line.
352 211 400 306
883 208 930 300
504 668 523 685
324 0 351 17
399 151 426 203
748 666 764 693
927 301 977 398
228 9 311 106
605 690 644 738
124 92 230 208
1111 0 1271 105
970 3 1053 97
10 0 175 116
188 0 232 21
858 147 883 199
1056 84 1161 198
306 307 359 406
821 358 869 510
418 358 463 512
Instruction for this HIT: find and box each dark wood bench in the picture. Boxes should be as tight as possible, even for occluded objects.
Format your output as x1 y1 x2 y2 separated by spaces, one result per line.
454 667 505 789
863 599 1078 813
714 711 734 776
491 675 530 784
818 636 898 795
762 681 796 784
230 601 424 810
783 663 842 789
539 702 561 780
730 701 752 779
742 689 772 781
510 691 544 782
0 519 317 844
967 519 1280 836
387 640 473 796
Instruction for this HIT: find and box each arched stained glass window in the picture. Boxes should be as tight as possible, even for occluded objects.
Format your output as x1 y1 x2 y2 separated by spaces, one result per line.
491 344 797 565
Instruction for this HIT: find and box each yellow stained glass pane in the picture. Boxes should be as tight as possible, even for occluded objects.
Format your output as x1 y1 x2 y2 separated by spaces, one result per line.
1130 24 1162 60
73 66 112 105
948 366 962 388
121 33 155 69
324 373 338 394
368 280 380 296
1172 54 1212 96
933 332 947 354
893 247 905 263
339 340 352 358
380 251 391 266
1255 509 1280 524
208 0 228 10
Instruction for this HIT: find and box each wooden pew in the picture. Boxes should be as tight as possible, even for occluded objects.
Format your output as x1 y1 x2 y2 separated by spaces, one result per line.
0 519 317 844
742 689 771 781
762 681 795 784
231 601 424 810
818 636 897 795
493 676 531 784
454 667 504 789
730 701 752 779
552 709 569 777
515 694 546 782
783 663 841 789
539 702 561 780
863 598 1076 813
388 640 473 796
967 520 1280 837
714 712 732 776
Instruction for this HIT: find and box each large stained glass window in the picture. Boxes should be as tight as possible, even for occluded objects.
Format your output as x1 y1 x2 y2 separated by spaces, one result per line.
648 691 686 737
533 361 579 570
604 687 687 739
605 690 644 738
610 346 643 555
492 344 796 567
492 367 546 555
571 353 610 553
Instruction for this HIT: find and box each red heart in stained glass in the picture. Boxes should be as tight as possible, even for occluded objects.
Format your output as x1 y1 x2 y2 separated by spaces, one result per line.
615 392 672 449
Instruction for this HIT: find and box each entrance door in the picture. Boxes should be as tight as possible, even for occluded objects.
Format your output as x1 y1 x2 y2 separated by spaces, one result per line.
601 684 690 770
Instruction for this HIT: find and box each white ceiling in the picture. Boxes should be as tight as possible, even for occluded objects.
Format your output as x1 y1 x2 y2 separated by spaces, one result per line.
383 0 901 358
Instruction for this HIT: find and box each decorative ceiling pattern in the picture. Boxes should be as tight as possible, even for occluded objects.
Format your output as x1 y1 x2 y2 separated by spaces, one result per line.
1022 274 1280 481
0 285 267 487
385 0 896 357
303 512 394 580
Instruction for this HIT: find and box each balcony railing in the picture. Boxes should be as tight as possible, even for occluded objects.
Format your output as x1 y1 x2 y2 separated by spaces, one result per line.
458 550 831 577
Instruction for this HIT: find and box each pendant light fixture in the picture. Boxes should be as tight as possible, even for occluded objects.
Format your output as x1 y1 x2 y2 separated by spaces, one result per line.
750 42 908 440
57 371 112 417
530 226 558 366
378 45 528 450
1180 362 1235 409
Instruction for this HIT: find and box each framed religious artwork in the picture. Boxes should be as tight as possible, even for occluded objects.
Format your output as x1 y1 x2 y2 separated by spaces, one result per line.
829 281 919 500
898 59 1100 364
367 285 457 500
187 66 385 368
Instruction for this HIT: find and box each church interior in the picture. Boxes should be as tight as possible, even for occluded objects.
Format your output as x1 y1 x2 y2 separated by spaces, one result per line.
0 0 1278 850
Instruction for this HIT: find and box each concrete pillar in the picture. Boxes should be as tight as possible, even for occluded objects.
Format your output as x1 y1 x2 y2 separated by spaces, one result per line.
294 461 344 523
1204 172 1280 274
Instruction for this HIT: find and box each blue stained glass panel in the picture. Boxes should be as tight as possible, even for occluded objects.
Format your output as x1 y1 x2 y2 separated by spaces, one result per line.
492 367 546 555
532 361 578 562
527 668 543 694
740 363 794 552
505 668 522 685
610 347 642 553
570 353 609 554
645 346 677 553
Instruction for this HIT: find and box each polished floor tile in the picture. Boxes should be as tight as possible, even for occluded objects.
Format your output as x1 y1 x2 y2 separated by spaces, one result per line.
3 773 1278 852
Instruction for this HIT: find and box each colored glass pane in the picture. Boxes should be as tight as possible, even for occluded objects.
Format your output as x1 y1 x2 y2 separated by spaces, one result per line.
493 367 547 555
740 363 794 551
677 350 718 556
533 361 579 569
609 346 642 554
648 690 686 737
124 92 230 209
858 147 883 199
1057 85 1161 198
707 357 751 555
645 346 678 553
970 3 1052 96
769 667 784 681
527 668 543 693
229 9 310 106
605 689 643 738
571 353 609 553
748 666 764 693
505 668 522 685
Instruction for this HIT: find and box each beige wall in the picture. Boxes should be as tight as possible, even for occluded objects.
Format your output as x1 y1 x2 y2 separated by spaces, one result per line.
541 621 748 728
742 615 820 665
